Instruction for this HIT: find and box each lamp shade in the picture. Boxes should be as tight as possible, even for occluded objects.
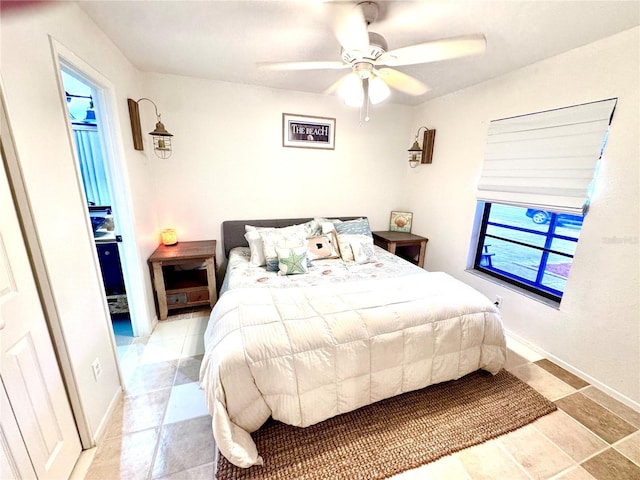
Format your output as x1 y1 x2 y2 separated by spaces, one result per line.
150 121 173 159
338 73 364 107
149 120 172 138
161 228 177 246
408 139 422 168
369 76 390 105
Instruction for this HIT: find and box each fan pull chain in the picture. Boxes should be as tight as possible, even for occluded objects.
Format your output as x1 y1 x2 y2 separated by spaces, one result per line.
360 78 370 125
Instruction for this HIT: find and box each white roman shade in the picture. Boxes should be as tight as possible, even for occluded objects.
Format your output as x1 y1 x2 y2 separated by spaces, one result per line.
477 98 617 214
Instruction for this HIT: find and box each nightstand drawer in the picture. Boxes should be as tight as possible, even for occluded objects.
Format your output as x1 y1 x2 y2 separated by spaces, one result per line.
188 290 209 303
167 293 188 305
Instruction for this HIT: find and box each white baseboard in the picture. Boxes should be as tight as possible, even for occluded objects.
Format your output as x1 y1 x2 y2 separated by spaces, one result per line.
89 386 123 446
69 447 97 480
505 330 640 413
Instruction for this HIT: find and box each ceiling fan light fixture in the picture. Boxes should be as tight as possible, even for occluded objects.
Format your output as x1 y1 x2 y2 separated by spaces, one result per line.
258 1 486 122
353 62 373 79
338 73 364 107
368 76 390 104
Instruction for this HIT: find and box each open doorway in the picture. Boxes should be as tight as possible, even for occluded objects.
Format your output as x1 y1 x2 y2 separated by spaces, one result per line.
60 70 135 346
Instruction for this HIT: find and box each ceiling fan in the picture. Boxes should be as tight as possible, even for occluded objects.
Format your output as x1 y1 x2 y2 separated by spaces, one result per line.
259 1 486 120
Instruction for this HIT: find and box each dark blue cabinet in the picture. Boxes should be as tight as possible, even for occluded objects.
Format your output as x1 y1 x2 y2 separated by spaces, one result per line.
96 242 126 296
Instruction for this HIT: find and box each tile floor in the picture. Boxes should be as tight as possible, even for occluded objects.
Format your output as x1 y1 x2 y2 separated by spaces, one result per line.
74 307 640 480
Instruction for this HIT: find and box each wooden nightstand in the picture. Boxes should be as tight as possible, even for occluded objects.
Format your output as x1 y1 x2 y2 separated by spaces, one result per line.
148 240 218 320
372 231 428 268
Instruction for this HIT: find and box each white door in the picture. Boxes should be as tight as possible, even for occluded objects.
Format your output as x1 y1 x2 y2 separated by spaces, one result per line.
0 134 82 477
1 378 36 479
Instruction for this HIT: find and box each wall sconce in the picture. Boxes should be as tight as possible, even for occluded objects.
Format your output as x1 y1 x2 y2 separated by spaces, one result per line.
407 126 436 168
127 98 174 159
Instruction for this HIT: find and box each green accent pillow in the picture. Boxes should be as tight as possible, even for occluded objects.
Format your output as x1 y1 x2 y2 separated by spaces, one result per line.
259 225 307 271
276 245 309 276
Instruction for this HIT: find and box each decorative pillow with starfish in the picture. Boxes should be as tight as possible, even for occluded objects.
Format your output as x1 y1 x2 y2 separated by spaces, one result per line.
276 245 309 276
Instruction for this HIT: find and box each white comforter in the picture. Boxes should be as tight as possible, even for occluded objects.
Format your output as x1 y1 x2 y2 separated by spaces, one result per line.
200 271 506 468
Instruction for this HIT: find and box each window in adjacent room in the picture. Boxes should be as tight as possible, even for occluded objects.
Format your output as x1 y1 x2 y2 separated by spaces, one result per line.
473 98 617 303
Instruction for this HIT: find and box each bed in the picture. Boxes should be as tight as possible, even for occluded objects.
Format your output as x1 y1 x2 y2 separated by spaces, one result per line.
199 217 506 468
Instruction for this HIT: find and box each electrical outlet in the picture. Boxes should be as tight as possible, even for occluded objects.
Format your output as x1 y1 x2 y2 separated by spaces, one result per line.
91 358 102 381
494 295 503 309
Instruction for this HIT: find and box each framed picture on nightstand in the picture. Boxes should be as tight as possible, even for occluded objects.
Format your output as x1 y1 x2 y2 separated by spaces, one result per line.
389 211 413 233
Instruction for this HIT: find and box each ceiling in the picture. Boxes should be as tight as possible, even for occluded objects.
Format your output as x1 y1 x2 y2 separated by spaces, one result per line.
76 1 640 106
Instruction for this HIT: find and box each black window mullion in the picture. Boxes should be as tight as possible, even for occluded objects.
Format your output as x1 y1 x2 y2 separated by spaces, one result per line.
474 203 492 266
486 220 549 237
483 233 575 259
535 214 558 285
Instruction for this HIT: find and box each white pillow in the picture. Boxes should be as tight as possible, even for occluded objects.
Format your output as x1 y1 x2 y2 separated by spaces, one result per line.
350 236 378 264
321 221 337 234
244 225 274 266
276 245 310 276
333 218 372 262
300 219 322 238
245 221 318 266
259 225 307 271
334 233 376 263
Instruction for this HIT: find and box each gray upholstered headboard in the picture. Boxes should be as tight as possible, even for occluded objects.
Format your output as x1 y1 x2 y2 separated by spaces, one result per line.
221 217 365 258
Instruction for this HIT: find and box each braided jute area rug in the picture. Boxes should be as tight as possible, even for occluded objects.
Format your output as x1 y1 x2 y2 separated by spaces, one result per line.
216 369 556 480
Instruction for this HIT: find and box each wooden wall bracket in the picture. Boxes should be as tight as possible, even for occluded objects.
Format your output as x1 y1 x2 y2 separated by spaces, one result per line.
421 129 436 164
127 98 144 151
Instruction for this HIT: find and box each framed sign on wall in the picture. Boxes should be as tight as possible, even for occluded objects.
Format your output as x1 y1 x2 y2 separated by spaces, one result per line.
282 113 336 150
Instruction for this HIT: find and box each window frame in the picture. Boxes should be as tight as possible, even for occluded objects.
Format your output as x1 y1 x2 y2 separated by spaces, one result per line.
474 202 580 303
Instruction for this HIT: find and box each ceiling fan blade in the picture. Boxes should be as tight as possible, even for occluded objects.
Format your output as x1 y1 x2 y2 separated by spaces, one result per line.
378 34 486 67
258 60 349 71
376 68 429 96
323 2 369 52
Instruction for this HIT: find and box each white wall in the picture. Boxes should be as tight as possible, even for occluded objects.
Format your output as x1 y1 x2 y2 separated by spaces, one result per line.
142 73 414 260
0 1 415 442
0 2 152 440
2 2 637 449
405 27 640 406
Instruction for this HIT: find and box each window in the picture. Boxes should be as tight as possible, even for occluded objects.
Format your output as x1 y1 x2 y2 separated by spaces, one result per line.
475 203 582 302
473 99 616 302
